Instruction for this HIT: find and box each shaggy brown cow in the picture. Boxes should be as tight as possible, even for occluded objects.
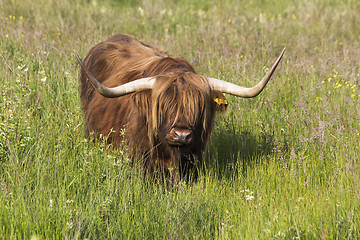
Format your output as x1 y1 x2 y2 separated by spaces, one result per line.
74 34 285 181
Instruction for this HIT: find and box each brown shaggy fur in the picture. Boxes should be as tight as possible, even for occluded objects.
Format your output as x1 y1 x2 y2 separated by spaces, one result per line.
79 34 227 180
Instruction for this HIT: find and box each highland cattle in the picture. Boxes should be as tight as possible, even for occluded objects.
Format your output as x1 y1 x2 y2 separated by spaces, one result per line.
74 34 285 180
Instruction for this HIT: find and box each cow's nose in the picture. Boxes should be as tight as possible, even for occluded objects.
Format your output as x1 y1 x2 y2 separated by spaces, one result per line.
173 128 193 145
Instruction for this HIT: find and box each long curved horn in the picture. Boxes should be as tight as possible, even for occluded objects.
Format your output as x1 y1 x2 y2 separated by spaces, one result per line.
208 48 286 98
74 50 155 98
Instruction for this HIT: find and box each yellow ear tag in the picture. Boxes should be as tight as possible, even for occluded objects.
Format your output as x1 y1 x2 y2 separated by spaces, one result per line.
214 98 228 106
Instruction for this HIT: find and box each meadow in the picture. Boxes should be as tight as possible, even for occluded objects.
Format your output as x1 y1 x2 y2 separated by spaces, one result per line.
1 0 360 238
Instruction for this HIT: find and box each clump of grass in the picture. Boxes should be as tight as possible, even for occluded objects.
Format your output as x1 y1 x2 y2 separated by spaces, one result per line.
1 0 360 239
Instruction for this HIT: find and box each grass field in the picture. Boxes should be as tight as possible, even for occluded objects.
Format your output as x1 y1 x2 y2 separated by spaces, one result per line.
1 0 360 239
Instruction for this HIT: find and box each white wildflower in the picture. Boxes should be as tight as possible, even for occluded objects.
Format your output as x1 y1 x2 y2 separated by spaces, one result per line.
49 199 53 210
245 195 255 201
66 221 73 229
259 13 264 24
138 7 144 16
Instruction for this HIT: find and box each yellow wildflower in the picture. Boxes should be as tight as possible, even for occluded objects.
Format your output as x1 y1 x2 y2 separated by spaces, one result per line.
291 14 297 20
334 83 342 89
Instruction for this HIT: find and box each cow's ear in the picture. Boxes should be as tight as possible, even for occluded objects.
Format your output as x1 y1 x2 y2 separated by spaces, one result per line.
211 91 228 113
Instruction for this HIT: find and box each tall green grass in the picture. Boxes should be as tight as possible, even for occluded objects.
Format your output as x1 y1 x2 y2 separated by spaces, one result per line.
1 0 359 238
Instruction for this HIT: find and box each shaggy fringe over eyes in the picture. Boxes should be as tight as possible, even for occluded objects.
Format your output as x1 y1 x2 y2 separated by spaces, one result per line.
149 72 212 138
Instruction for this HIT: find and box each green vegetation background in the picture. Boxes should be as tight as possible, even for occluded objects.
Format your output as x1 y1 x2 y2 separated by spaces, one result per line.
1 0 359 239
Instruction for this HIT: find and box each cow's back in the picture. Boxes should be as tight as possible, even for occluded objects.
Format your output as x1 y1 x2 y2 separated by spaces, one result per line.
80 34 168 108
